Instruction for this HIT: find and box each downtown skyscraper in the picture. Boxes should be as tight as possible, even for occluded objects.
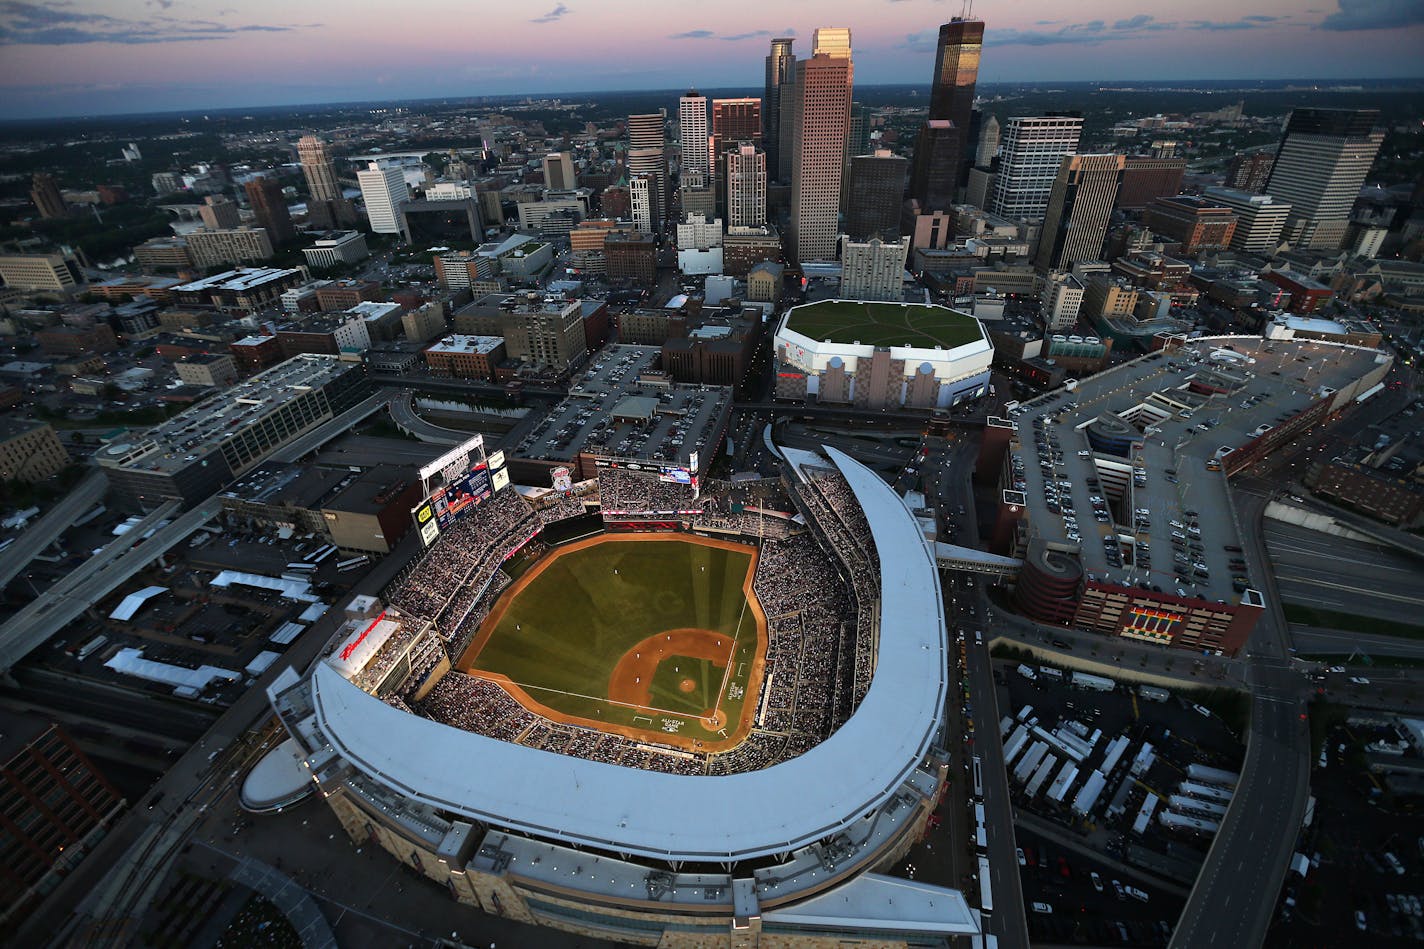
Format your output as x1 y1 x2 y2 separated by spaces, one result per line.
763 37 797 181
909 19 983 211
1263 108 1384 250
1033 154 1124 271
298 134 357 228
789 27 853 263
988 115 1084 223
627 113 667 231
678 91 710 183
726 143 767 228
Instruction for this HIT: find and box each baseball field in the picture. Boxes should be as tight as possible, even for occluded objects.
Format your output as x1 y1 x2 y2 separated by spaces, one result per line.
455 534 767 753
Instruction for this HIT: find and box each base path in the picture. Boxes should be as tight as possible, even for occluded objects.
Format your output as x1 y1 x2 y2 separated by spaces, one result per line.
608 627 736 719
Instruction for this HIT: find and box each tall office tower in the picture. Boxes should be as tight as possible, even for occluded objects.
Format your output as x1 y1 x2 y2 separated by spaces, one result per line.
1033 154 1125 271
841 102 870 209
790 28 853 262
989 115 1084 223
839 235 909 301
678 91 710 182
1115 156 1186 210
764 38 795 182
1264 108 1384 250
199 195 241 230
1202 187 1292 254
711 98 762 218
627 113 667 230
846 150 908 240
357 162 410 235
975 114 1000 167
925 18 984 186
909 122 961 212
29 173 66 219
629 174 653 232
1225 151 1275 193
543 152 576 190
726 144 767 228
243 176 296 245
298 134 356 228
777 77 799 184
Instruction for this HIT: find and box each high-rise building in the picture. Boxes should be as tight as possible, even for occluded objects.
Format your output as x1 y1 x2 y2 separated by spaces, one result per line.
925 18 984 187
764 38 795 181
777 73 799 185
909 122 962 212
989 115 1083 223
357 162 410 236
1264 108 1384 250
975 114 1000 168
678 91 710 183
1201 187 1292 254
627 113 667 231
29 173 67 219
1225 151 1275 193
199 195 241 230
299 134 357 228
839 235 909 301
790 28 853 263
629 174 654 233
846 150 908 240
186 227 275 269
543 152 576 190
244 176 296 245
726 144 767 228
1033 154 1124 271
1115 157 1186 210
711 98 761 216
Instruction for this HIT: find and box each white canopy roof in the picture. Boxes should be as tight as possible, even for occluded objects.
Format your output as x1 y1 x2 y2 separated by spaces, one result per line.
310 447 949 862
108 585 168 621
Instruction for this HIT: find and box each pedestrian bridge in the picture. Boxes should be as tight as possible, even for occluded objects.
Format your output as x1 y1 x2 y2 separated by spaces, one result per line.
933 541 1021 580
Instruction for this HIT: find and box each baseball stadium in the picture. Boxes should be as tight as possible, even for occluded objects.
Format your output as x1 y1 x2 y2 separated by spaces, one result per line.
258 447 975 947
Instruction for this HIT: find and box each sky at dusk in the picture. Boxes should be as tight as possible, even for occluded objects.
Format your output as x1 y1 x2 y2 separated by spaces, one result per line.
0 0 1421 118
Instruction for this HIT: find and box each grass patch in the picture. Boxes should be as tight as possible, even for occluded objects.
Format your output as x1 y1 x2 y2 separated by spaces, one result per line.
785 300 982 349
467 537 760 745
1283 602 1424 640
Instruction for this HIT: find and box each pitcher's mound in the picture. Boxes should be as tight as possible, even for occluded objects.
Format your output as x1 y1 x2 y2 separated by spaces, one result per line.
678 677 697 693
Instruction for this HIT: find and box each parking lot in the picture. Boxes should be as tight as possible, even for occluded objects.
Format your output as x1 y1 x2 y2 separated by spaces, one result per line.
992 657 1246 940
1268 716 1424 946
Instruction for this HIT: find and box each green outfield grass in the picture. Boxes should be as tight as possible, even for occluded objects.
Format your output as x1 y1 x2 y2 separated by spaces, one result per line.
468 537 761 744
784 299 982 349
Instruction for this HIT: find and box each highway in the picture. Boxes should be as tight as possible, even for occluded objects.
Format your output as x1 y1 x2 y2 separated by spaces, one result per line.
1290 626 1424 659
0 469 108 592
0 497 203 674
929 438 1030 949
387 389 471 445
1263 519 1424 622
0 393 392 675
1169 491 1311 949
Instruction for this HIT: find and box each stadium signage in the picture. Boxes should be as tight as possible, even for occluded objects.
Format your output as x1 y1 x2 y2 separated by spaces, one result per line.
418 434 486 494
340 611 387 663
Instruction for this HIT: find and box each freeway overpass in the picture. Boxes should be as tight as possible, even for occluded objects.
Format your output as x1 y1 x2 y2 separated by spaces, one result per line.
0 498 198 675
0 469 108 592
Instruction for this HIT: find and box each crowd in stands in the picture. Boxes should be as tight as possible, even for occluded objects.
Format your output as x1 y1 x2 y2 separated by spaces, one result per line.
598 468 700 516
379 462 884 778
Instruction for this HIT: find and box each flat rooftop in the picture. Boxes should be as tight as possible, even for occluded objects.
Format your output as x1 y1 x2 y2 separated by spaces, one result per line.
1006 335 1389 604
172 268 304 293
426 334 504 356
515 344 729 469
783 300 983 350
96 354 353 475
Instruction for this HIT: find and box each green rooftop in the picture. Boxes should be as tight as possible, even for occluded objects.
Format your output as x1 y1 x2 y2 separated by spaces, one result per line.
783 300 982 350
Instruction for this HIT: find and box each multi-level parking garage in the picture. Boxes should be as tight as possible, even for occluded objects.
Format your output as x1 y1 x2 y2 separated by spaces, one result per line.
980 334 1392 654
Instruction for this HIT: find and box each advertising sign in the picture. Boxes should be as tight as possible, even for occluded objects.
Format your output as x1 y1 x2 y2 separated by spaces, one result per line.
491 467 511 491
552 466 573 493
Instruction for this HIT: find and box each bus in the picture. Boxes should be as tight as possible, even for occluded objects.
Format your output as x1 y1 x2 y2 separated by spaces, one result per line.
336 555 370 572
978 855 993 916
285 561 318 573
304 544 337 564
76 635 108 661
976 820 988 852
972 755 984 800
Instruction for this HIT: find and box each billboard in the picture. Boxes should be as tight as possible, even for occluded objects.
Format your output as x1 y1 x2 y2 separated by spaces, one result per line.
430 462 493 530
418 434 486 497
491 467 511 491
413 500 440 547
552 466 573 493
488 449 506 471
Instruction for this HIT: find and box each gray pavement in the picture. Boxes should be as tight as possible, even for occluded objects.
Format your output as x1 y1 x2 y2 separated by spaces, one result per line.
1264 518 1424 623
1291 626 1424 659
388 390 467 445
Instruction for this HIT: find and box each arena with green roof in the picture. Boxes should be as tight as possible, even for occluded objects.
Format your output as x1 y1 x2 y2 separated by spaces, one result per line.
783 300 985 350
774 299 994 409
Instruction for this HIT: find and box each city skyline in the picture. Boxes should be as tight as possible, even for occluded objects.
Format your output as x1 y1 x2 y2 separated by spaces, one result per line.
0 0 1421 119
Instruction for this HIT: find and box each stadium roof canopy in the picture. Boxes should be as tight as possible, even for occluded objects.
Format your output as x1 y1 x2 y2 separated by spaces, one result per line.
308 446 949 862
